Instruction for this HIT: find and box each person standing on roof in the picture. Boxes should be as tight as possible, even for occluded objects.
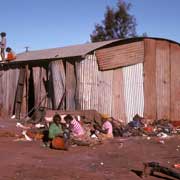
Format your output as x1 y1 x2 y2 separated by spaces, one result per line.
0 32 7 61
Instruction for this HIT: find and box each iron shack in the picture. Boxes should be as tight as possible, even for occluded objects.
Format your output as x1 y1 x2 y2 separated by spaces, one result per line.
0 37 180 123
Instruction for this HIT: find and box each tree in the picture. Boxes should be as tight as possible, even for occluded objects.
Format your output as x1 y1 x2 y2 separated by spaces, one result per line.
90 0 137 42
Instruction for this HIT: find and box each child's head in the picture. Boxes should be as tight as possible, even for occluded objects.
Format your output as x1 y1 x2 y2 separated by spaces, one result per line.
64 114 73 123
1 32 6 37
53 114 61 124
6 47 12 52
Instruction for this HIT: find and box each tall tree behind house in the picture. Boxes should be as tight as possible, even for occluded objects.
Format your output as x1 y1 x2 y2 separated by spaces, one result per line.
90 0 137 42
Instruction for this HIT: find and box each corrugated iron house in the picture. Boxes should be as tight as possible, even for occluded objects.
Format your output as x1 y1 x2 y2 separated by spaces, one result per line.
0 37 180 122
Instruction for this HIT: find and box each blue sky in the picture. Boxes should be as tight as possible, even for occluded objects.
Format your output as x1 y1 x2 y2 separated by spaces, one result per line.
2 0 180 53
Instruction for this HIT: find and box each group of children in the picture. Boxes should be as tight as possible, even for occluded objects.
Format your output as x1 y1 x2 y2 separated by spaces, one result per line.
0 32 16 62
44 113 114 150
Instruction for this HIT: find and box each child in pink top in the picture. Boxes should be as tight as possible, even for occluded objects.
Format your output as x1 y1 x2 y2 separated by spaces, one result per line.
102 120 113 136
64 114 85 137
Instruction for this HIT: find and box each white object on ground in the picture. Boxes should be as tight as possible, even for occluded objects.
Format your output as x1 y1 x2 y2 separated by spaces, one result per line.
16 122 30 130
45 117 53 122
35 123 45 128
91 134 98 139
22 130 32 141
11 115 16 119
157 132 168 138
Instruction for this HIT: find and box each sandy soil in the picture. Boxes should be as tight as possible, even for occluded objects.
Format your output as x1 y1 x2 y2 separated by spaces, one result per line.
0 118 180 180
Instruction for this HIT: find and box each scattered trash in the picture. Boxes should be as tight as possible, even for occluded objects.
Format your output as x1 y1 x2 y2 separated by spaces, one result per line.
174 164 180 169
11 115 16 119
35 123 45 128
157 132 168 138
16 122 30 130
159 140 165 144
143 162 180 179
22 130 32 141
147 137 151 140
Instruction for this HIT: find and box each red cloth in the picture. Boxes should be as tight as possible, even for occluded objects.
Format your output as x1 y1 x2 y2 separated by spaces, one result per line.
7 52 16 61
51 137 66 150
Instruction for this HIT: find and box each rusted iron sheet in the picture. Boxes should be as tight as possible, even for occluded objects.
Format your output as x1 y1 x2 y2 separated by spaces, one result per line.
170 43 180 121
143 39 157 120
123 63 144 122
89 55 99 110
76 55 113 117
96 41 144 71
156 41 170 120
51 60 65 110
21 66 28 116
0 69 19 115
111 68 126 121
15 67 26 119
33 67 48 109
66 60 76 110
98 70 113 116
75 55 99 111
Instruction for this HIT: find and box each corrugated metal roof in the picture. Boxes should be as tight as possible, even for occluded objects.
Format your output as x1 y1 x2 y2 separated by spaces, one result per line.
15 39 119 62
12 37 180 63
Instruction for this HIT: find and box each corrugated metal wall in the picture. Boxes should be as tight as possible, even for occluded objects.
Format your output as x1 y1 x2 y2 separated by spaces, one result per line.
111 68 126 121
96 41 144 71
0 69 19 115
98 69 113 116
32 67 48 108
75 55 113 117
170 43 180 121
76 55 144 122
156 41 170 120
51 60 65 109
122 63 144 122
75 55 99 110
143 39 157 120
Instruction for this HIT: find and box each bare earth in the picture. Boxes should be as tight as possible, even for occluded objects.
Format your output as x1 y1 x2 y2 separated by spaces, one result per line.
0 118 180 180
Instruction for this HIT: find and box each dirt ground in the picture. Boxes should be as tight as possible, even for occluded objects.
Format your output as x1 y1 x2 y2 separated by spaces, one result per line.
0 118 180 180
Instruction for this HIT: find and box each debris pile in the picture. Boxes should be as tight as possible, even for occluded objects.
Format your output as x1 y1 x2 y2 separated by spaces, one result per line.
2 109 179 151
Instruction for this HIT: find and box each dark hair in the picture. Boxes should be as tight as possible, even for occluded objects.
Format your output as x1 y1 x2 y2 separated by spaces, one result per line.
53 114 61 122
1 32 6 37
64 114 73 122
6 47 11 52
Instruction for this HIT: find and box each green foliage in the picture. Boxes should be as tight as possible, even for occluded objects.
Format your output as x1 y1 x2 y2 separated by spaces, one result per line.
90 0 137 42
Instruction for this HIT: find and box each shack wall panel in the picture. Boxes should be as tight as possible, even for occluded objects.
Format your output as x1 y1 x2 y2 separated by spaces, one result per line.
33 67 48 109
76 55 99 110
96 41 144 70
76 55 113 117
143 39 157 120
0 71 3 109
156 41 170 120
89 55 99 110
0 69 19 115
40 67 48 108
51 60 65 109
112 68 126 121
66 60 76 110
75 60 81 109
123 63 144 122
98 70 113 116
170 44 180 121
33 67 41 107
